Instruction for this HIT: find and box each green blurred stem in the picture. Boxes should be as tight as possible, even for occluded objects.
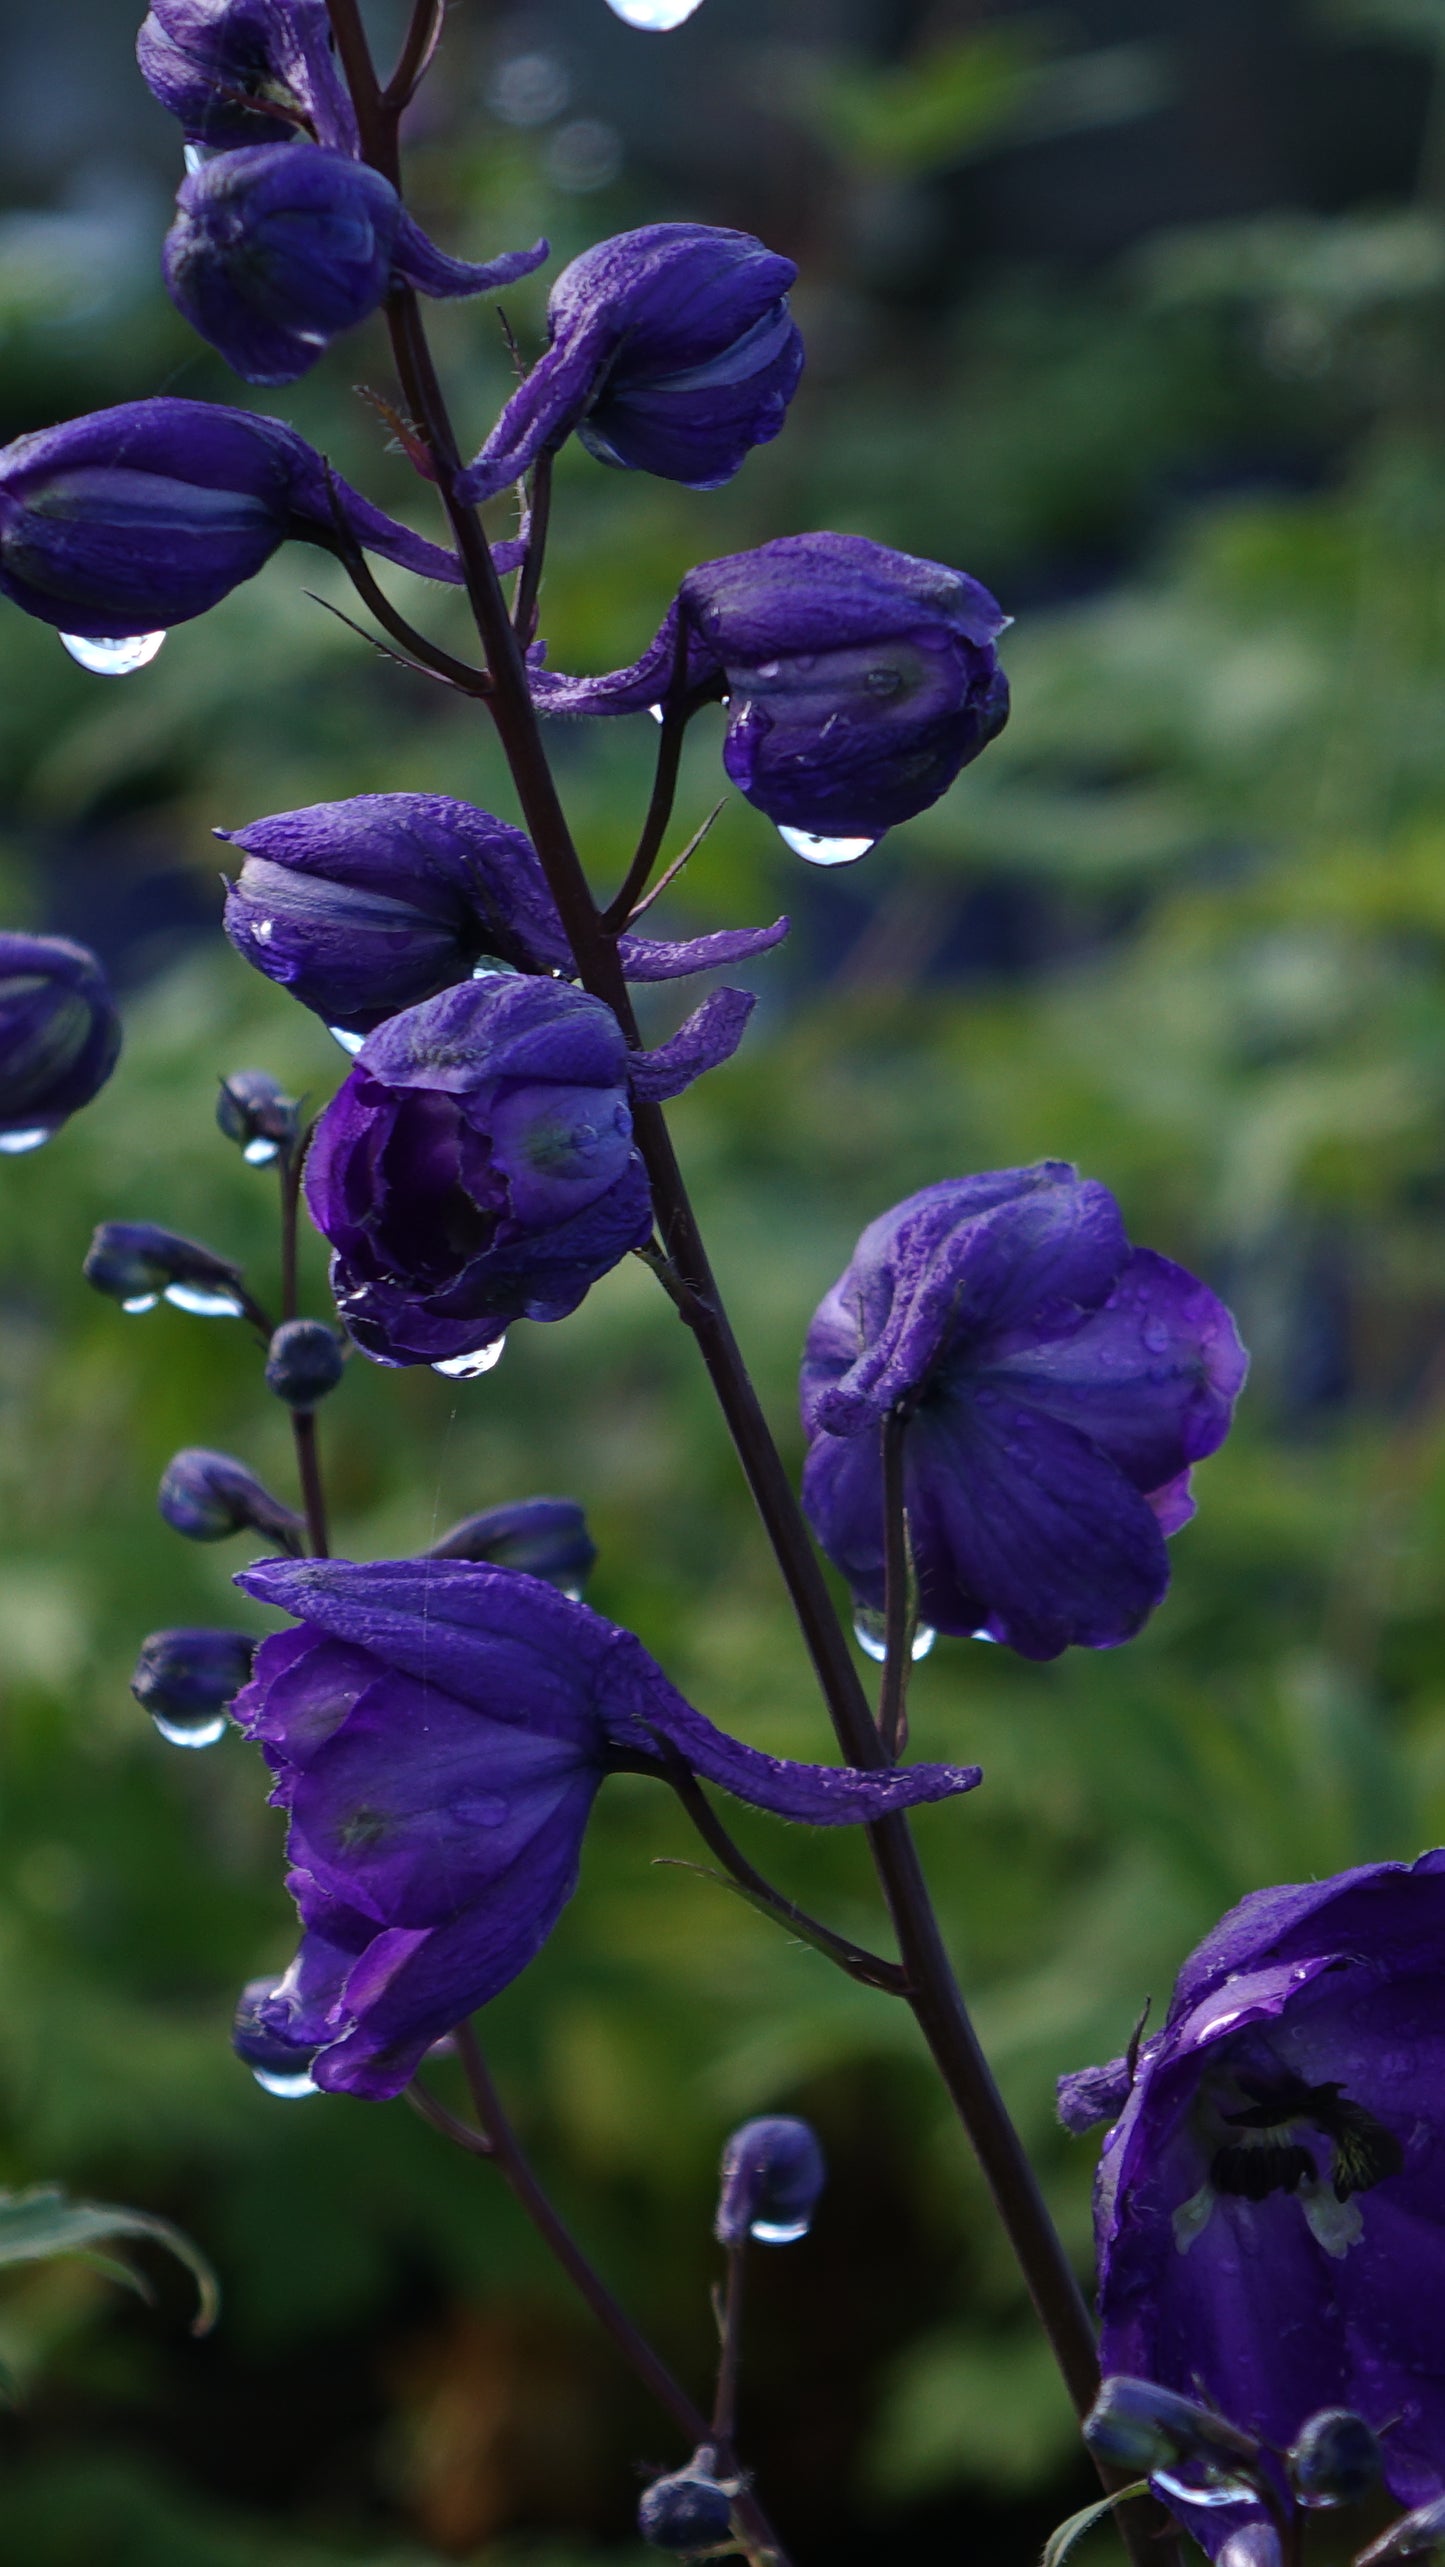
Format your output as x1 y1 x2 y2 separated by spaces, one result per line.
324 7 1147 2543
452 2025 792 2567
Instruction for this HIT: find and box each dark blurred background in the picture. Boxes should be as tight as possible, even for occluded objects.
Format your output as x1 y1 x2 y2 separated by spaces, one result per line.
1 0 1443 2559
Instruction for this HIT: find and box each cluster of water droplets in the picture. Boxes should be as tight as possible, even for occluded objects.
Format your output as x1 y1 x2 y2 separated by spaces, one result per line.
432 1337 506 1381
60 631 167 677
852 1608 937 1664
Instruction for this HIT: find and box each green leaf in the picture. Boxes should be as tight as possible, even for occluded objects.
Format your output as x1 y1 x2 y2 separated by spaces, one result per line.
1040 2483 1151 2567
0 2187 218 2335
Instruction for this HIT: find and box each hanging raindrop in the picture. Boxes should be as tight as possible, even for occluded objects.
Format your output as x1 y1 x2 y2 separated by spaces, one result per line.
251 2065 319 2100
751 2214 811 2244
150 1708 229 1751
604 0 705 28
852 1608 936 1664
243 1136 280 1166
164 1281 246 1319
432 1338 506 1380
777 827 877 867
121 1291 161 1314
60 631 167 677
329 1026 366 1055
0 1127 50 1155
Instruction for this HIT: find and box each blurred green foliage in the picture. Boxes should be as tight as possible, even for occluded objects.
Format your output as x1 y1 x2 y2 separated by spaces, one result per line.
4 4 1445 2560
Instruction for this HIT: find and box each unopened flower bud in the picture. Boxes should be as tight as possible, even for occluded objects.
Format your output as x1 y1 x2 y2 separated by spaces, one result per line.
265 1318 344 1409
715 2115 825 2248
1358 2502 1445 2566
159 1448 303 1549
638 2453 734 2553
0 933 120 1149
217 1068 299 1165
84 1220 247 1318
233 1976 319 2098
427 1498 596 1595
1084 2378 1261 2504
132 1627 255 1747
1289 2409 1382 2510
137 0 353 151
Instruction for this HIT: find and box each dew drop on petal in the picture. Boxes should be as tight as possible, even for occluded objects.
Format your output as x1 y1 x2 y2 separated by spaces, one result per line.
121 1292 161 1314
329 1026 366 1055
911 1623 937 1661
1152 2464 1259 2512
243 1136 280 1166
970 1627 998 1644
777 827 877 867
604 0 704 27
471 956 523 980
251 2065 319 2100
0 1126 50 1154
164 1282 246 1318
432 1338 506 1380
61 630 166 677
648 703 666 724
150 1709 229 1750
751 2216 810 2245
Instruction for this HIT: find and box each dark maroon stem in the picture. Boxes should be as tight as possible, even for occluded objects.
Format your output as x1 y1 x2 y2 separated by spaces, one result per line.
323 0 1134 2515
878 1408 912 1762
278 1132 330 1558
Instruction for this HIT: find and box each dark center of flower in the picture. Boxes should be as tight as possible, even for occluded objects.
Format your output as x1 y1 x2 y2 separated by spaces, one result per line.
1210 2073 1402 2206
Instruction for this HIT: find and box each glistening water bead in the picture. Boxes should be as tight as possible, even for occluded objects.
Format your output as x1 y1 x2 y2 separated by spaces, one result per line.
853 1609 937 1664
329 1026 366 1055
431 1339 507 1380
0 1127 50 1154
151 1708 229 1750
60 631 167 676
603 0 705 26
251 2065 318 2100
164 1281 246 1318
776 827 878 866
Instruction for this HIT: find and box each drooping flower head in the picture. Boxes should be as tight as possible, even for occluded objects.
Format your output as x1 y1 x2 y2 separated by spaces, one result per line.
304 974 754 1369
460 223 803 500
137 0 357 150
800 1165 1246 1660
1061 1853 1445 2540
220 792 788 1037
229 1556 983 2098
0 399 463 640
0 933 120 1146
164 143 547 385
529 533 1009 845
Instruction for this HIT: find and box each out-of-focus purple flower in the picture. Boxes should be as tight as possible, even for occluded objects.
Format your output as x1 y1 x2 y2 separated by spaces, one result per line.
264 1318 345 1408
228 1555 983 2098
159 1447 304 1549
216 1067 299 1164
220 793 788 1038
460 223 801 500
0 934 120 1147
528 533 1009 844
84 1219 247 1317
800 1164 1246 1660
638 2457 735 2552
0 399 465 641
1060 1853 1445 2545
426 1498 596 1594
164 143 548 385
716 2117 826 2247
137 0 356 150
306 974 756 1367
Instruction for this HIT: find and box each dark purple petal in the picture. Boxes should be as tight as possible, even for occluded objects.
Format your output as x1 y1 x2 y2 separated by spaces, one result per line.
628 987 755 1102
138 0 357 152
0 932 120 1138
392 214 548 302
617 916 790 980
1057 2055 1133 2135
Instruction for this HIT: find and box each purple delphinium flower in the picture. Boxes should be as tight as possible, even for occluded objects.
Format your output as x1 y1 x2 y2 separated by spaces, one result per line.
228 1556 983 2098
1060 1853 1445 2544
799 1164 1246 1660
0 933 120 1146
528 533 1009 845
137 0 357 151
0 399 464 640
220 793 788 1038
164 144 547 386
304 975 753 1368
459 223 802 500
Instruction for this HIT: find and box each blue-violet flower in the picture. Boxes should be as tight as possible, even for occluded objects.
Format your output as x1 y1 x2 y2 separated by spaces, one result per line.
0 933 120 1145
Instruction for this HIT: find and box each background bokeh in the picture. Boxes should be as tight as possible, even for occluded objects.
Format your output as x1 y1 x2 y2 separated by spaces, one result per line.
2 0 1444 2558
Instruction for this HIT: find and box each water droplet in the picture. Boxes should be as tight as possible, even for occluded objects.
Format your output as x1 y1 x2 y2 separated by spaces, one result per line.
1152 2463 1259 2512
648 703 666 724
251 2065 318 2100
150 1708 228 1750
243 1135 280 1166
432 1338 506 1380
60 630 166 677
164 1282 245 1319
751 2217 810 2245
329 1026 366 1055
121 1291 160 1314
604 0 704 25
254 918 274 942
756 661 780 678
853 1609 936 1664
471 956 523 980
0 1126 50 1154
560 1583 586 1603
970 1627 999 1644
777 827 877 867
183 141 221 172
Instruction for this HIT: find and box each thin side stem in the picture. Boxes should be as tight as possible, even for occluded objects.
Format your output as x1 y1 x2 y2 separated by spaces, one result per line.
453 2025 793 2567
878 1407 912 1763
712 2245 746 2449
625 799 727 925
278 1131 330 1559
603 698 690 931
383 0 445 111
512 450 552 647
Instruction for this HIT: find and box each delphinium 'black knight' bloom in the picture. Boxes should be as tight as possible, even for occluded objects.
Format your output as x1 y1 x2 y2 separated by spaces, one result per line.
0 399 465 642
800 1164 1246 1660
1060 1853 1445 2546
528 533 1009 848
459 223 803 499
0 934 120 1150
228 1557 982 2098
304 974 755 1368
137 0 356 150
164 144 548 385
220 792 788 1038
